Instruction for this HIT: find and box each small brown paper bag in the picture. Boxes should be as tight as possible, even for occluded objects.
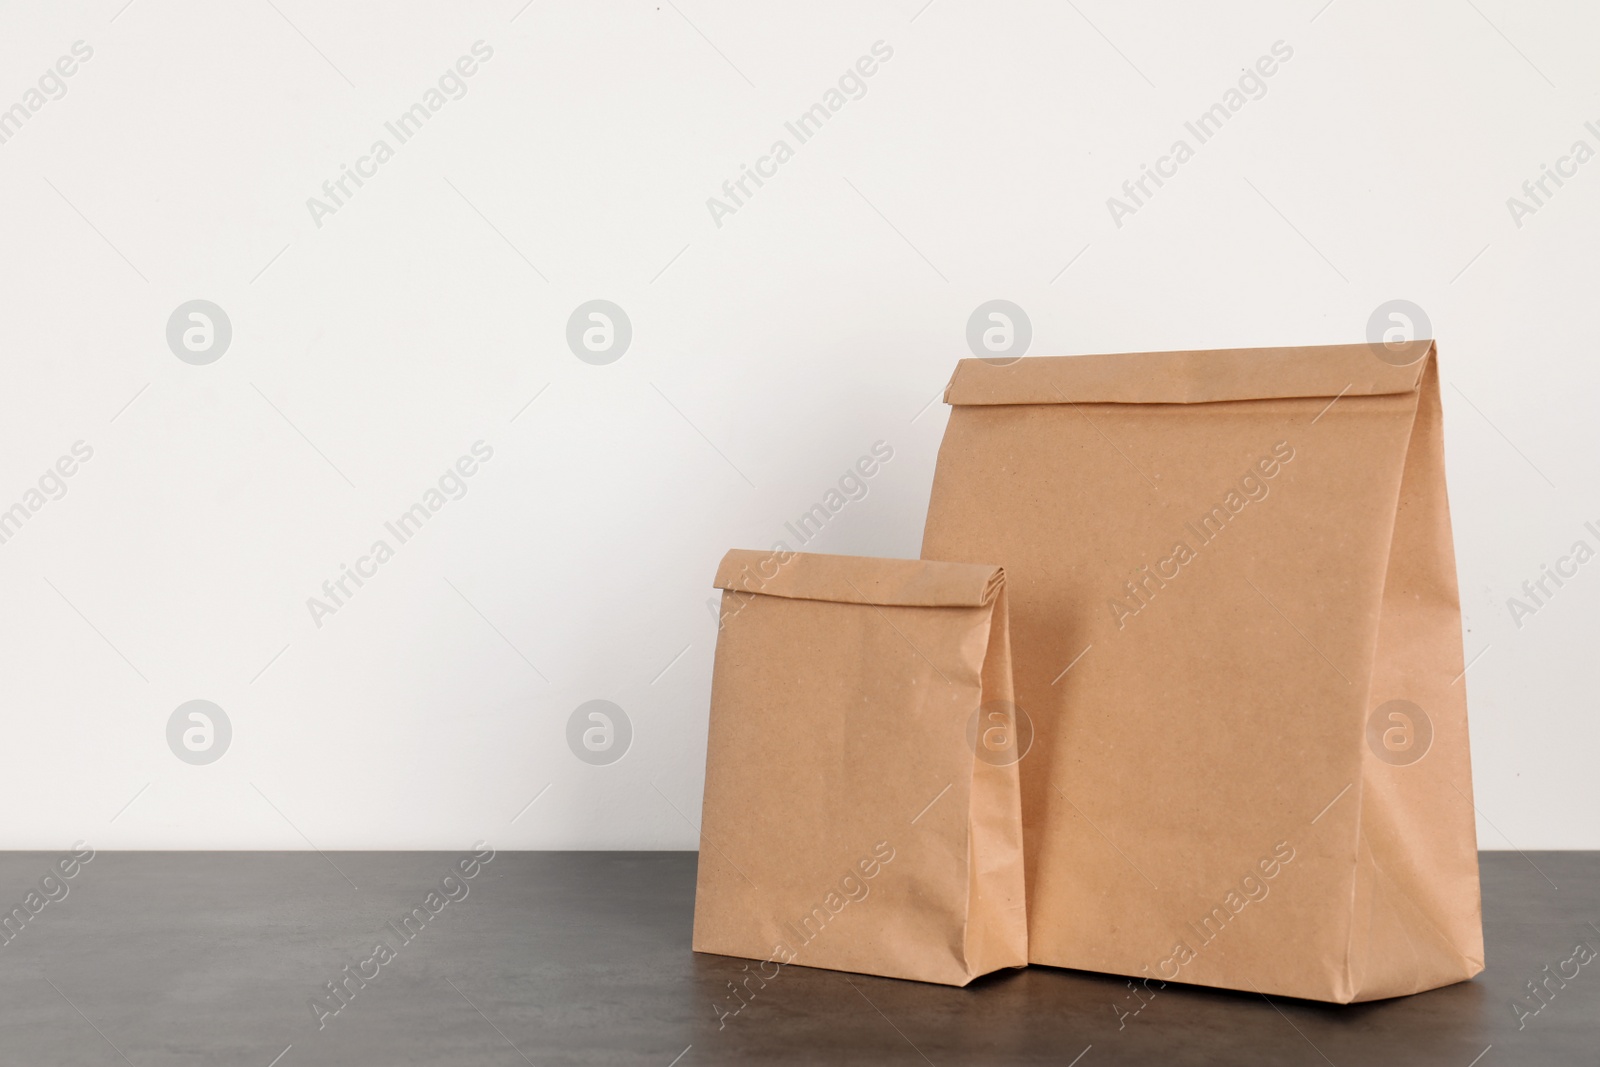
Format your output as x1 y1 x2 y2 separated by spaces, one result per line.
922 341 1483 1002
692 549 1027 987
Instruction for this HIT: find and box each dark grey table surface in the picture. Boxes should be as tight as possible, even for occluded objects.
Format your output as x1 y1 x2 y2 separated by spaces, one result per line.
0 850 1593 1065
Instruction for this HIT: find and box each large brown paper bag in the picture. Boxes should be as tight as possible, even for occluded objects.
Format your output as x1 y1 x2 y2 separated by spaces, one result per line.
692 549 1027 987
921 340 1483 1003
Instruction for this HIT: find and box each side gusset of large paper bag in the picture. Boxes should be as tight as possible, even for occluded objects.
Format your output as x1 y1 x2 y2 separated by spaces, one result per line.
921 340 1483 1003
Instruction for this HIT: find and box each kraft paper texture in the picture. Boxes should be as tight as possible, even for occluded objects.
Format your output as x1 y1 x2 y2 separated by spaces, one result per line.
692 549 1028 987
921 340 1484 1003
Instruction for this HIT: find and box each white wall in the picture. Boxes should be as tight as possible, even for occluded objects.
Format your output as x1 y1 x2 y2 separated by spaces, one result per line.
0 0 1593 850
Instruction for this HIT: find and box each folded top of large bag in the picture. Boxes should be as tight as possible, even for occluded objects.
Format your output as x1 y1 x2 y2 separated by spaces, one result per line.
945 340 1435 406
713 549 1003 609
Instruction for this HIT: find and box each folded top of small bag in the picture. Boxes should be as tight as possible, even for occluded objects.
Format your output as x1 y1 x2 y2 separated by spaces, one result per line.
714 548 1003 609
944 340 1435 406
